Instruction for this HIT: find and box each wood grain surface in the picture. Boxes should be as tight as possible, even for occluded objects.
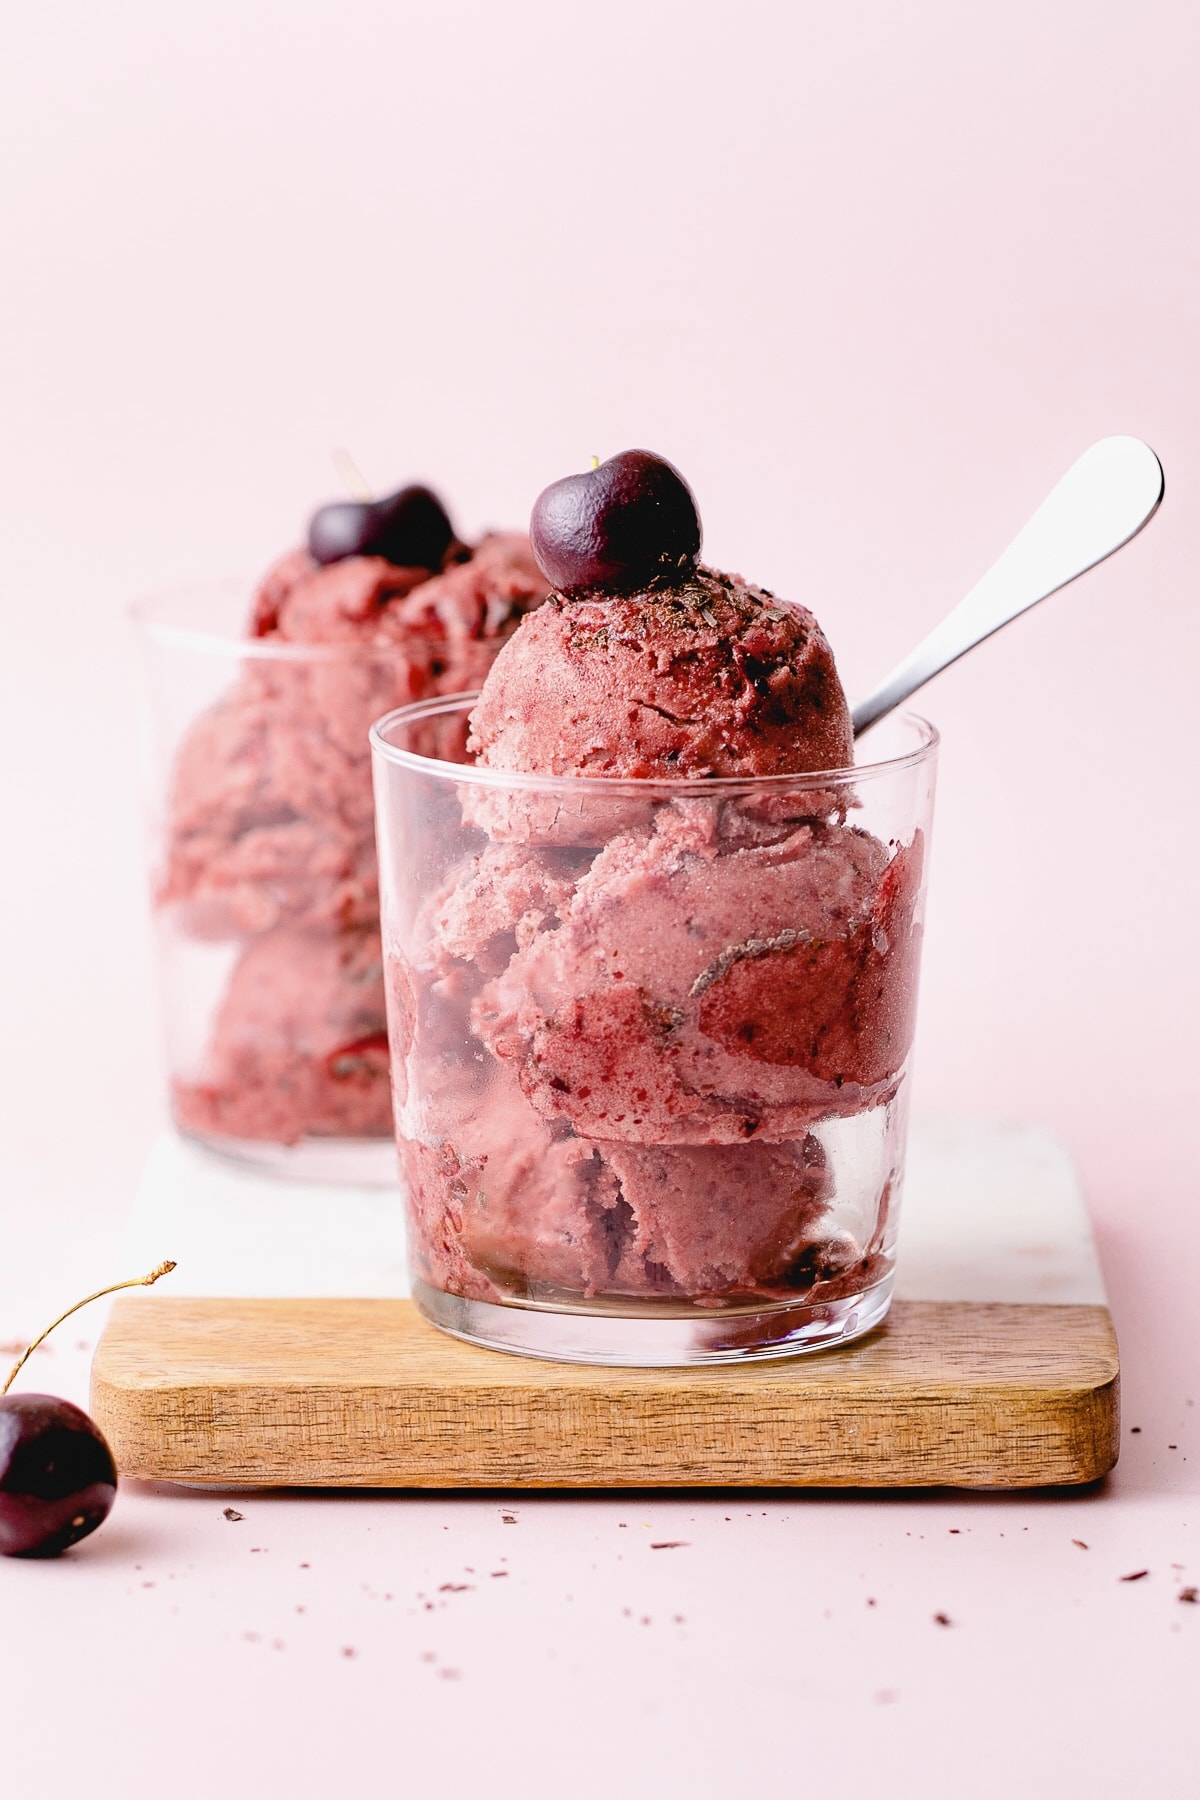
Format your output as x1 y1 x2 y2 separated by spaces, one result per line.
90 1295 1119 1489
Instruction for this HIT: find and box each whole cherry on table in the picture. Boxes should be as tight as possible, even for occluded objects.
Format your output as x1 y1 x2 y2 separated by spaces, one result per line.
0 1262 175 1558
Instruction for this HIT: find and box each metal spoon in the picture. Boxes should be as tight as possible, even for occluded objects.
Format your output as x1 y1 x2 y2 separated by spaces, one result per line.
851 436 1165 737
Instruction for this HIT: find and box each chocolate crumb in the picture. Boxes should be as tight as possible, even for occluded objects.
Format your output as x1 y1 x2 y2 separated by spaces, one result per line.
223 1508 244 1522
948 1529 960 1535
867 1597 877 1607
1131 1426 1142 1433
1072 1539 1089 1550
933 1612 953 1626
1120 1570 1150 1582
650 1541 689 1550
1179 1587 1198 1604
490 1571 509 1578
439 1582 473 1592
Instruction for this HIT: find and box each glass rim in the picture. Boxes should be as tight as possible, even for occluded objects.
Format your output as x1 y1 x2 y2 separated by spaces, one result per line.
370 693 939 795
129 581 416 666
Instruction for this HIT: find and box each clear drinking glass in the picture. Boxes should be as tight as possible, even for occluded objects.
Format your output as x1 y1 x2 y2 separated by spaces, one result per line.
133 581 441 1185
372 695 938 1364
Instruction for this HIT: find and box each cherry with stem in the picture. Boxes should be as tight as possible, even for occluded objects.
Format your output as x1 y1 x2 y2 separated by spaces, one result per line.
0 1261 176 1559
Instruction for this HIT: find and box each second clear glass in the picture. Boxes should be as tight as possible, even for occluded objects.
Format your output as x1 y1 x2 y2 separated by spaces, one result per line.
133 582 445 1185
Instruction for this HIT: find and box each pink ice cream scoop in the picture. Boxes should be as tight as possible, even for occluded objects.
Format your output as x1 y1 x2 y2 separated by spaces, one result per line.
398 1056 838 1303
476 449 851 778
463 455 851 847
467 569 853 781
468 813 922 1146
161 497 549 1149
172 924 390 1146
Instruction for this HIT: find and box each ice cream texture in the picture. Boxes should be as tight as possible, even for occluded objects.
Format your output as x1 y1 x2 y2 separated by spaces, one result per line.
388 452 924 1307
468 568 852 780
161 522 550 1147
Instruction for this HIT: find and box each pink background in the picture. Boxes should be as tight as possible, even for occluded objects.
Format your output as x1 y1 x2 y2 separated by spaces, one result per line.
1 4 1197 1794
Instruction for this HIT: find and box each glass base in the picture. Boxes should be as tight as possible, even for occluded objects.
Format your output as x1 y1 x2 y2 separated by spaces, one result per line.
181 1129 398 1188
412 1274 894 1367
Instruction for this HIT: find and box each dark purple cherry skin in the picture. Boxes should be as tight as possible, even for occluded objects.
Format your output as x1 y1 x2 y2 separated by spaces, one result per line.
0 1394 117 1558
307 484 455 570
529 449 702 594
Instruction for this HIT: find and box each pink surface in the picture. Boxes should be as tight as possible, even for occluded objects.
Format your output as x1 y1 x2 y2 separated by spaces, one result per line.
1 3 1198 1795
2 1335 1197 1800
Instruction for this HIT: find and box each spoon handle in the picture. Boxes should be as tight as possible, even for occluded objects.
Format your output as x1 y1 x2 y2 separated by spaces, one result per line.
851 436 1165 737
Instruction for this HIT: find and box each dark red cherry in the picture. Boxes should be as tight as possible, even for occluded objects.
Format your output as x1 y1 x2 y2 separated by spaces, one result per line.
308 484 455 569
0 1394 117 1558
530 450 702 594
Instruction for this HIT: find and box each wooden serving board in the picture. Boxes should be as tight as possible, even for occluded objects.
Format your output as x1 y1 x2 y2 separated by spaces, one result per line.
92 1294 1117 1489
89 1121 1120 1489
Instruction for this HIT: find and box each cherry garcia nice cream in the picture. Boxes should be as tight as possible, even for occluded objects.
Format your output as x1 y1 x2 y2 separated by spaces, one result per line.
375 451 934 1357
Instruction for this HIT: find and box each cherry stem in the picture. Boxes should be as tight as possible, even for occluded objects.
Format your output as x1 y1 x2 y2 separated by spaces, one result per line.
1 1261 177 1396
331 446 373 502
